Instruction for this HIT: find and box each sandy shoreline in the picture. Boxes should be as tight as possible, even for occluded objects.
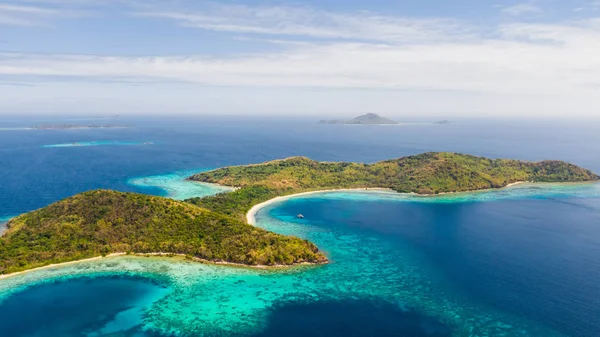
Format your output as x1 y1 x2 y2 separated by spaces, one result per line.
189 180 238 192
0 253 127 280
0 251 322 280
506 181 527 188
246 188 393 226
245 183 531 225
0 181 544 280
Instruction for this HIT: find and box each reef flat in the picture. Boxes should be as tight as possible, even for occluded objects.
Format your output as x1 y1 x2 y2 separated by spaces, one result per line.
3 152 596 276
42 141 152 148
128 169 234 200
1 172 599 336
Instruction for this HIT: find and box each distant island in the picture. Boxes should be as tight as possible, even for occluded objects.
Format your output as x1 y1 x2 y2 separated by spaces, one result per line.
434 120 451 124
319 113 398 125
31 124 129 130
2 152 598 276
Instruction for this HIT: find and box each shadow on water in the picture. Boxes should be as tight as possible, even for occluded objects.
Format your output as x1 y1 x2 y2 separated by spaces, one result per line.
251 299 452 337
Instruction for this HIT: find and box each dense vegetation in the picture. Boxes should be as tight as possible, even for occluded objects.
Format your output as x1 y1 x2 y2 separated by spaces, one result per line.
3 152 596 276
188 186 283 221
190 153 599 195
0 190 327 275
188 153 599 220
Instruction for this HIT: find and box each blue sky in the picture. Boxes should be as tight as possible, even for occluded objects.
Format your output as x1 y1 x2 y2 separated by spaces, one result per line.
1 0 599 117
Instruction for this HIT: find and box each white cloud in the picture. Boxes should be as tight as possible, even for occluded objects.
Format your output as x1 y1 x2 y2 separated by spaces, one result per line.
0 3 89 26
1 17 599 97
0 3 58 13
1 2 599 117
137 4 475 43
501 4 543 16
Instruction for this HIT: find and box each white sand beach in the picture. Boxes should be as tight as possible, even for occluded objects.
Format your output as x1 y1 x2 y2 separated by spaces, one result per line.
245 183 530 225
246 188 392 226
0 253 126 280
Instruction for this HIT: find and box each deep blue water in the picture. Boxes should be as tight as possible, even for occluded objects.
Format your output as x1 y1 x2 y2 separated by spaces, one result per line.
269 196 600 336
253 299 452 337
2 116 599 217
1 116 600 336
0 275 170 337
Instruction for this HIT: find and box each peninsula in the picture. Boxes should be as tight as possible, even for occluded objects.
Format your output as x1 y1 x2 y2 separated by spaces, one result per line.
0 190 326 275
187 152 598 221
319 113 398 125
2 152 597 276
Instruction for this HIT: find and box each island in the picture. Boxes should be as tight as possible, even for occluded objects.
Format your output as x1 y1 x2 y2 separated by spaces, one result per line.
31 124 129 130
319 113 398 125
0 190 327 275
2 152 598 276
186 152 598 221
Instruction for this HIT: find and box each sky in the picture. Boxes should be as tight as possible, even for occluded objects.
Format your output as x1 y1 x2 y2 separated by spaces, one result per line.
0 0 599 118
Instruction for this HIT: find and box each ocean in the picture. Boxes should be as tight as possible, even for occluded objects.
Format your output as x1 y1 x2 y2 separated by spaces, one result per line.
0 116 599 336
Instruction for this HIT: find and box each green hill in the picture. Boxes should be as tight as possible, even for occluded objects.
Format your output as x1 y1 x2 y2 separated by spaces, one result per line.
190 152 598 195
3 152 597 276
187 153 598 221
0 190 327 275
319 113 398 125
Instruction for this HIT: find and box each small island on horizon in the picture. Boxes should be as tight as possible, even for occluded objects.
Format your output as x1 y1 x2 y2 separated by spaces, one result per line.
319 114 452 125
319 113 399 125
1 152 598 276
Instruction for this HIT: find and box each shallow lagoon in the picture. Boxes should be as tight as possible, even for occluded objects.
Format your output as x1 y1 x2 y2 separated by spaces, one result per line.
128 169 234 200
42 140 151 148
1 171 599 336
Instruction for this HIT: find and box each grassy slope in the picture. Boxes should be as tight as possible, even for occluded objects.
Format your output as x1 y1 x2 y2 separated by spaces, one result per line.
0 190 327 275
187 152 599 220
190 153 599 195
3 152 596 275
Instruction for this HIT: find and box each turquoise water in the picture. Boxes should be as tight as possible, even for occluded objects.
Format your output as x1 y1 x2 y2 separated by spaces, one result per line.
0 215 13 223
0 215 14 235
42 140 152 148
128 169 234 200
1 170 598 336
313 182 600 204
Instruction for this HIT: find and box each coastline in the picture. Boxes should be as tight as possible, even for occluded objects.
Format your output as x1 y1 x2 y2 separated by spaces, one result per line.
245 183 533 225
0 251 323 281
409 181 528 197
0 253 126 280
506 181 527 188
246 188 393 226
189 180 239 192
0 180 589 280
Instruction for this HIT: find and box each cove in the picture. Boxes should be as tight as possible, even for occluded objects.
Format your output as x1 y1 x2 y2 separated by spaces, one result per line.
0 170 598 336
260 186 600 337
